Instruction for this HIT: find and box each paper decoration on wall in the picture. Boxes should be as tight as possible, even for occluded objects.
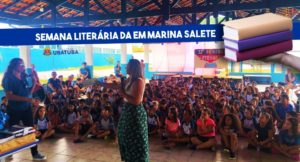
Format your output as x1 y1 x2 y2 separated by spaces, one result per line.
194 49 224 63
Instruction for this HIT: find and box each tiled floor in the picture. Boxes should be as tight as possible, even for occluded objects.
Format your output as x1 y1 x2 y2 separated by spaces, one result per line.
5 134 297 162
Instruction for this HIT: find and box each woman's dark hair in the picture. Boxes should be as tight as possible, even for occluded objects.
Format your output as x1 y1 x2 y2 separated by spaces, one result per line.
2 58 23 88
221 114 239 131
168 107 178 123
126 59 144 90
286 117 298 137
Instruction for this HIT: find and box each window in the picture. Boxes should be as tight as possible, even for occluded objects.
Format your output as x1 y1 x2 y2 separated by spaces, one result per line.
242 60 271 73
274 64 283 73
228 62 232 72
232 62 241 73
37 45 61 50
103 48 116 54
94 47 102 53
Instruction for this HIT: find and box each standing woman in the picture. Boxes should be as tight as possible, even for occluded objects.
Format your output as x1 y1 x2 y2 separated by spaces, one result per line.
101 59 149 162
2 58 46 160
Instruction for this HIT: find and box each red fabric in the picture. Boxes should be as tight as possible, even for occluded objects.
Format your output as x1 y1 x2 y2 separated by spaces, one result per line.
165 118 180 133
196 118 216 137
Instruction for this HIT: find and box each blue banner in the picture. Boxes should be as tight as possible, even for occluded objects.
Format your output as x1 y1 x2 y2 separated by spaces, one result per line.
0 25 223 45
293 23 300 40
0 23 299 45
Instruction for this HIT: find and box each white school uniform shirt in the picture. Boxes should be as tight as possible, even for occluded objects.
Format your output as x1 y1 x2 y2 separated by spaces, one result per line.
37 118 48 130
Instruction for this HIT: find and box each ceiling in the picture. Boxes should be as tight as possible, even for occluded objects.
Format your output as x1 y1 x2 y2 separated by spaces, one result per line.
0 0 299 27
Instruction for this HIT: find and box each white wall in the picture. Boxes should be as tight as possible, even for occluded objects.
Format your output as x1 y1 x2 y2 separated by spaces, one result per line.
149 42 224 72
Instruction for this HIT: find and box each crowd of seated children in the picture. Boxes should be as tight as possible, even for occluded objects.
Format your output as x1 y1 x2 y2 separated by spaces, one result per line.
144 76 299 160
3 72 298 160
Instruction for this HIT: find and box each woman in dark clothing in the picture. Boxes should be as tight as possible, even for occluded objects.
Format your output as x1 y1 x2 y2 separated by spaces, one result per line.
2 58 46 160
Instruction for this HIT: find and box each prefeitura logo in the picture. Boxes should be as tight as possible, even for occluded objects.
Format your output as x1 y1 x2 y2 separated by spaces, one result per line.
43 47 51 56
43 48 79 56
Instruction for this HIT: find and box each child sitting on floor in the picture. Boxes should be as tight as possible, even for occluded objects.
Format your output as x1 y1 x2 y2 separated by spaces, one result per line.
73 107 93 143
248 112 274 152
167 109 196 147
162 107 181 149
190 108 217 151
34 106 55 140
47 104 60 130
147 106 160 136
272 117 300 161
241 107 257 138
219 114 241 159
157 99 168 130
91 106 115 139
180 109 196 139
58 103 78 133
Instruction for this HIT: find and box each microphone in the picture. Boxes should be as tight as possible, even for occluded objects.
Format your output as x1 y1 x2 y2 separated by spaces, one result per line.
21 72 33 88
